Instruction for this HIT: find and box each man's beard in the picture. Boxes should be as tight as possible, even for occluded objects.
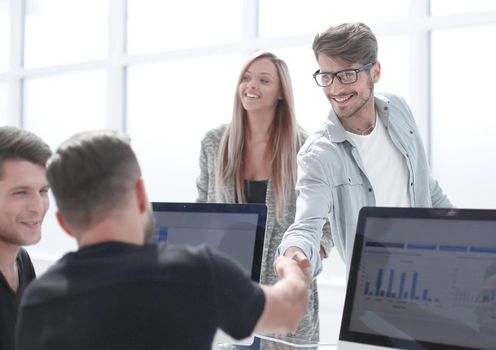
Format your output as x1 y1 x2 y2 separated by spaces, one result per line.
334 80 374 120
0 224 41 246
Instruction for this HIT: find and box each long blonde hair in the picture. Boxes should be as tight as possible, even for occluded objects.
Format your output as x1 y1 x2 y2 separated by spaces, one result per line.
217 51 306 223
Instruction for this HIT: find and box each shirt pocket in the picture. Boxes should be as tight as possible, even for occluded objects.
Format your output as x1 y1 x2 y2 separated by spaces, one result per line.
333 170 363 187
331 170 365 225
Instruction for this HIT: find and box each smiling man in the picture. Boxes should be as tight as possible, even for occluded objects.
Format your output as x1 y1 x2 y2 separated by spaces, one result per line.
277 22 453 277
0 127 51 350
16 130 309 350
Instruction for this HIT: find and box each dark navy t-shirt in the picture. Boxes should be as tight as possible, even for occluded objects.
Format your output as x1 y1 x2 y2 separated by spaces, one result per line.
16 242 264 350
0 248 36 350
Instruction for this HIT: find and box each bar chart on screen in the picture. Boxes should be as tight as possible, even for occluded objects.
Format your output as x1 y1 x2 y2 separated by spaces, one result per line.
362 268 441 303
352 239 496 324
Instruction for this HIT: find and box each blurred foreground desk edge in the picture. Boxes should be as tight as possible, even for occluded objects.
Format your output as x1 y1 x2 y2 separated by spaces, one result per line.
216 335 337 349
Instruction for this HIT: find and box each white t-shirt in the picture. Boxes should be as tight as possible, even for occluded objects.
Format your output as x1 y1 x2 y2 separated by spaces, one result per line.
346 115 410 207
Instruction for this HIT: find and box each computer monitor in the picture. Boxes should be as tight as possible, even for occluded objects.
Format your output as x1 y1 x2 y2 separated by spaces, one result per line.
150 202 267 282
339 206 496 350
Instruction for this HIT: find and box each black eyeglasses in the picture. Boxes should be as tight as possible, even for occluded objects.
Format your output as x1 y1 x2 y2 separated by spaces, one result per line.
312 62 374 87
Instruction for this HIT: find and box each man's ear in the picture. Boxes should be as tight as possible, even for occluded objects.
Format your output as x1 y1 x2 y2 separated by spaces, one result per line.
135 178 148 213
371 61 381 83
56 211 75 237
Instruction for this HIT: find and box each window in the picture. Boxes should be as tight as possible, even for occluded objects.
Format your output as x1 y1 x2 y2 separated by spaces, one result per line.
0 82 6 125
127 54 241 202
375 35 410 104
431 0 496 16
23 70 107 258
0 0 8 72
24 0 108 67
270 46 331 133
127 0 243 54
24 70 107 147
259 0 408 38
431 25 496 209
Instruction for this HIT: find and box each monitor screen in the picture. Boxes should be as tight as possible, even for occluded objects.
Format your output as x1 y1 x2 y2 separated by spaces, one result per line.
150 202 267 282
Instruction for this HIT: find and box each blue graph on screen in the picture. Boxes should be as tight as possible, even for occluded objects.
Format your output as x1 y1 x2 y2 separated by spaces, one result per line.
156 226 168 241
356 239 496 311
363 268 440 302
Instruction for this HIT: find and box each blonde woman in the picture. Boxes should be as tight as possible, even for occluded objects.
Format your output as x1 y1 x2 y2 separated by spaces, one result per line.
197 51 332 342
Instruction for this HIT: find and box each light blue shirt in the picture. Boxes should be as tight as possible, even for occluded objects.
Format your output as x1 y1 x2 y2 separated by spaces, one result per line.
278 93 453 277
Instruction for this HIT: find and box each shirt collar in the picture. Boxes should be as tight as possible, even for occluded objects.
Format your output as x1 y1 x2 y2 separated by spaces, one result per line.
326 93 391 143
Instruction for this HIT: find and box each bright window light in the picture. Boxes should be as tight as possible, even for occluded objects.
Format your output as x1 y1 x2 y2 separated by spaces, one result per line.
127 54 241 202
24 0 108 67
259 0 408 38
431 25 496 209
0 0 9 72
127 0 243 54
431 0 496 16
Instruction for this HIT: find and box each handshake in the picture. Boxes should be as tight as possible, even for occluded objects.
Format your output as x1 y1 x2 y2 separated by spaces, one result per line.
255 248 312 335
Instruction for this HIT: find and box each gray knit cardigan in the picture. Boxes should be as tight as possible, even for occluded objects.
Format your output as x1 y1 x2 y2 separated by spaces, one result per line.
196 124 333 342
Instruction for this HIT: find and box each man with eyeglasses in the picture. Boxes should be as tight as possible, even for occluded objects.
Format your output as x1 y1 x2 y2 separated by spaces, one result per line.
276 22 452 278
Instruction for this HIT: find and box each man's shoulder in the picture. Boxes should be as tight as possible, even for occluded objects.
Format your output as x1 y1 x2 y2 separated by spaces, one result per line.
299 122 341 158
297 127 309 146
20 244 217 305
17 248 36 283
17 247 33 265
156 244 237 277
375 91 405 103
375 92 411 113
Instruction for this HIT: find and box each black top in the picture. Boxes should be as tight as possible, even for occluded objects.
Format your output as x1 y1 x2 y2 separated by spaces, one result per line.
244 180 268 204
16 242 265 350
0 248 36 350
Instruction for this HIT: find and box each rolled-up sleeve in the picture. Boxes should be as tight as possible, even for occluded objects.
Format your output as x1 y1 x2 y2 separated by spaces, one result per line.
429 175 453 208
320 219 334 259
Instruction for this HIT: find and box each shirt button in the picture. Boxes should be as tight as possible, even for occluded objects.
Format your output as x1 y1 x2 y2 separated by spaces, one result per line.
368 188 373 192
348 178 351 183
410 182 414 186
410 130 414 134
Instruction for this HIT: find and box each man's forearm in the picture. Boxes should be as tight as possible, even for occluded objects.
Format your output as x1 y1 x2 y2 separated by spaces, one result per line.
255 257 309 333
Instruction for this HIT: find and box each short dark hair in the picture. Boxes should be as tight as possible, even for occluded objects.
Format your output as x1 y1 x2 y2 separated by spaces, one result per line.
46 130 142 231
0 126 52 179
312 22 378 65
